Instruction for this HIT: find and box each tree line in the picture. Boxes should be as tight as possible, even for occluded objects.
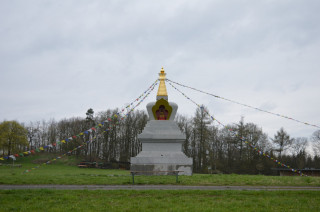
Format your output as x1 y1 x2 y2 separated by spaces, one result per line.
1 107 320 175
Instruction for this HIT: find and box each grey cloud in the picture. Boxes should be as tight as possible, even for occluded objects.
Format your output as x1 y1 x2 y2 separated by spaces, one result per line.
0 0 319 138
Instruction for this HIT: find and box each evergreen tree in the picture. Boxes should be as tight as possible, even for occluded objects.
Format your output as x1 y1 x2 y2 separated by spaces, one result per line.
272 127 293 159
86 108 95 126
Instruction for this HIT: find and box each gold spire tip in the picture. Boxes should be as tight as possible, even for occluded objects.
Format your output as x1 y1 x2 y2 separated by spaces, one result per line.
157 67 168 100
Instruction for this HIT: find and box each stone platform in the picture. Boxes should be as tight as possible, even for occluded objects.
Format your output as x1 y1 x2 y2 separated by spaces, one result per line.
130 120 193 175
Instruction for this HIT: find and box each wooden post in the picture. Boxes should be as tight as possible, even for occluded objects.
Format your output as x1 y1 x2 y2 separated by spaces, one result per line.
175 171 179 183
131 172 135 184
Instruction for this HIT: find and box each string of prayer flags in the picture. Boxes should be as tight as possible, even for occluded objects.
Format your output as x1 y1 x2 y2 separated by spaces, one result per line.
4 79 159 166
115 79 158 119
101 80 157 134
167 78 320 129
23 137 96 174
121 81 158 118
168 81 307 177
22 80 159 173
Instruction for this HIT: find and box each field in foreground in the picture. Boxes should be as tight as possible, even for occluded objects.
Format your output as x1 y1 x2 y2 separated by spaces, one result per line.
1 189 320 211
1 154 320 186
1 155 320 212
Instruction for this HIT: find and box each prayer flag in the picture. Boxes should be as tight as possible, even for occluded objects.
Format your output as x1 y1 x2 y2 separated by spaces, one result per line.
9 155 16 161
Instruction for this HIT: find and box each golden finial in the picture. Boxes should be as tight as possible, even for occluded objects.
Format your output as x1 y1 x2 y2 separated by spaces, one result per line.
157 67 168 100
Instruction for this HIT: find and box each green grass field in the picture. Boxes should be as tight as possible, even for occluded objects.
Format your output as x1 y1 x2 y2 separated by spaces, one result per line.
1 159 320 186
1 190 319 211
1 154 320 211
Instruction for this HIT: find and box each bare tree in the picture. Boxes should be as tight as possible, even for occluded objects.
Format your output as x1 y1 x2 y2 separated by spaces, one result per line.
312 130 320 156
291 137 308 156
192 106 212 172
26 122 39 149
176 114 192 157
291 137 308 169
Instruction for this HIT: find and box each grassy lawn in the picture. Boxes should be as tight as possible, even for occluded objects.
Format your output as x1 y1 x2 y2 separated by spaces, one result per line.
1 163 320 186
1 154 320 186
1 154 320 211
0 189 319 211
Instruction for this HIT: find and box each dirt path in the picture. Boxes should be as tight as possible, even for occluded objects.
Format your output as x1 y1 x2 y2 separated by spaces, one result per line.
1 185 320 190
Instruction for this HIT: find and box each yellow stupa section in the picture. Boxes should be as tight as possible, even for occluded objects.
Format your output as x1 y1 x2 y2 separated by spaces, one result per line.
157 67 168 100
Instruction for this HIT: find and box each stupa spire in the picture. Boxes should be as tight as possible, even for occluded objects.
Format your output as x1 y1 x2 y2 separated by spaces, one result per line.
157 67 168 100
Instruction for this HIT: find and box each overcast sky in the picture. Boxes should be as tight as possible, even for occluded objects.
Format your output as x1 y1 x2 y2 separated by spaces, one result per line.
1 0 319 139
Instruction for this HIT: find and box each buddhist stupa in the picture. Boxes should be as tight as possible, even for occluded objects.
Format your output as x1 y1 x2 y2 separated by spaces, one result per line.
130 68 193 175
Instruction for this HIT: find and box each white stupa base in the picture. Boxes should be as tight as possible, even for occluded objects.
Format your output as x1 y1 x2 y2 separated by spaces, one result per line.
130 120 193 176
